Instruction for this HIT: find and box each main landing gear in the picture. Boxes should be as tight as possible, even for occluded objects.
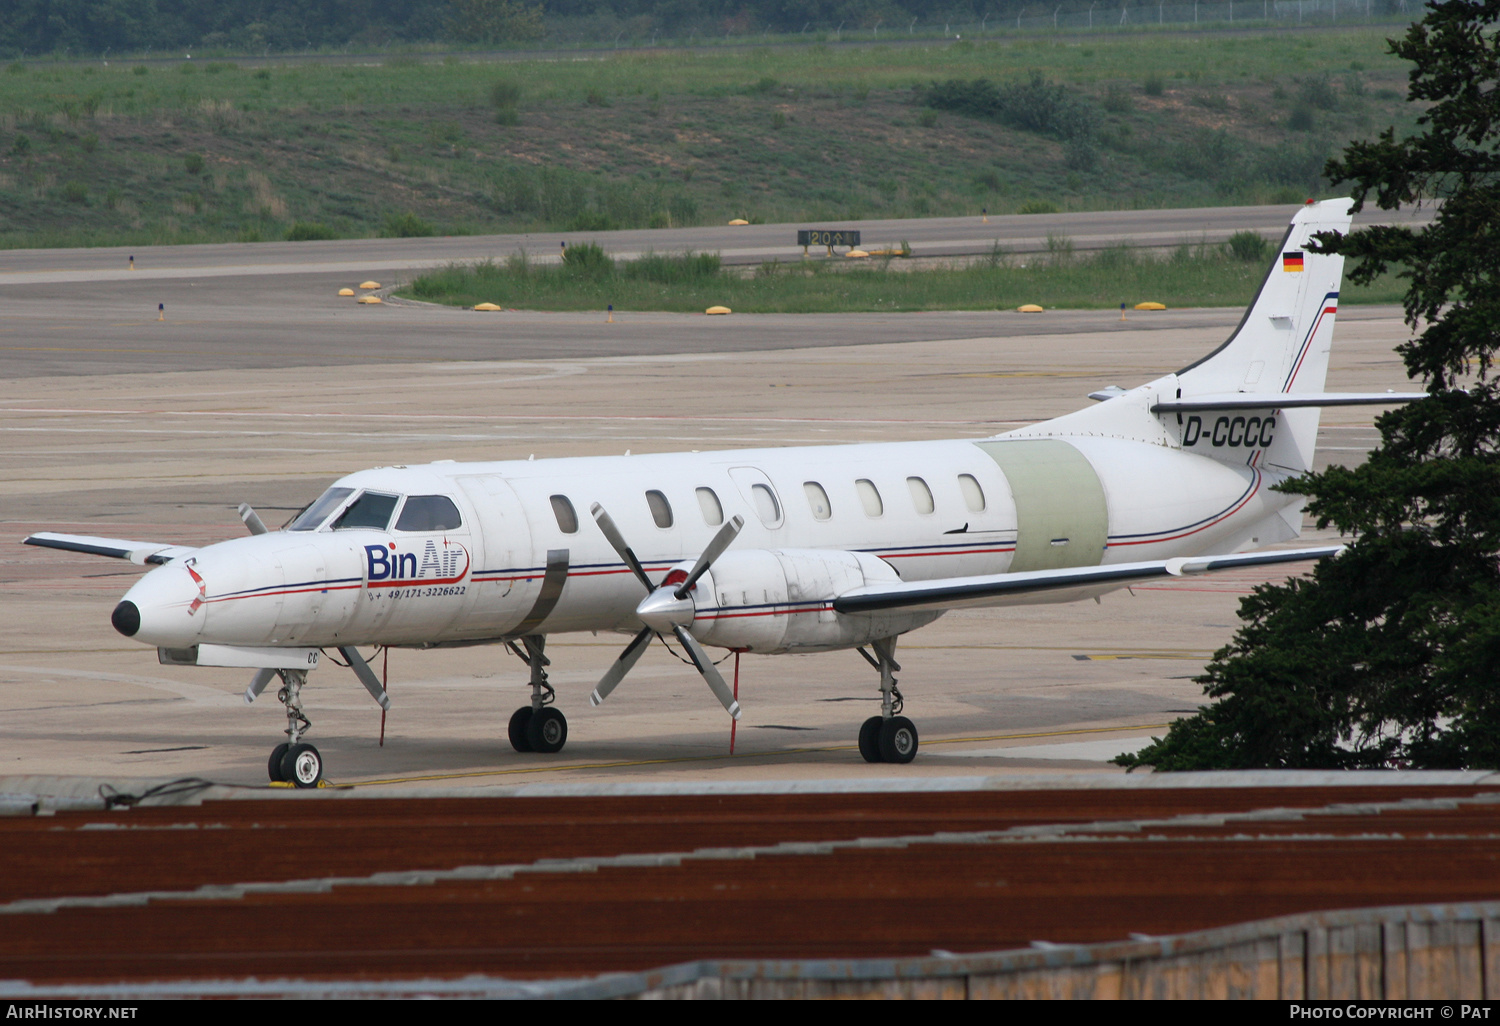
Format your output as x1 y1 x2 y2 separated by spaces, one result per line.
856 638 919 764
266 668 325 788
506 635 568 755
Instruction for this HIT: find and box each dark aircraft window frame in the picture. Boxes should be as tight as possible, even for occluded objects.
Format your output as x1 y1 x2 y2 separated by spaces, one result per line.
696 487 724 526
959 474 986 513
332 491 401 532
550 495 579 534
804 481 832 521
907 476 935 515
646 490 674 529
287 487 355 532
394 495 463 532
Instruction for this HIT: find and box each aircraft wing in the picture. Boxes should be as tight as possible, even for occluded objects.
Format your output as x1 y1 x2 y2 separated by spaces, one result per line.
831 546 1342 615
23 532 199 566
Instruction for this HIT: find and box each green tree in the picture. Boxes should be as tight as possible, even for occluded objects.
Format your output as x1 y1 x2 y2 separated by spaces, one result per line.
1120 0 1500 771
445 0 544 43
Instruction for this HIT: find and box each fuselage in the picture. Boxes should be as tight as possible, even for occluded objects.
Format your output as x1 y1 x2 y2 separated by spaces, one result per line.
116 429 1292 655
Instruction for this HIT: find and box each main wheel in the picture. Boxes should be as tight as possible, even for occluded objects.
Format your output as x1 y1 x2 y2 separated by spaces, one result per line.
858 716 884 763
267 742 290 782
878 716 919 764
508 707 535 752
526 707 568 754
280 743 323 788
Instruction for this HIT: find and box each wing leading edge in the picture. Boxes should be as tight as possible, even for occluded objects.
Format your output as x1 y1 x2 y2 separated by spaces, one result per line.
24 532 198 566
832 546 1342 615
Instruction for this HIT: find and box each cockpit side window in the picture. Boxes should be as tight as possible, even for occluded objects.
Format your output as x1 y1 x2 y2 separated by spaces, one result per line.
287 487 354 532
395 495 463 532
332 491 400 531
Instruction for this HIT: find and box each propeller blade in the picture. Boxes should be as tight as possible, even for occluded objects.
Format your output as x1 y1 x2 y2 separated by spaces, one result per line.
589 626 655 706
339 645 392 711
237 503 268 536
675 514 744 599
673 625 741 720
590 502 654 592
244 667 277 704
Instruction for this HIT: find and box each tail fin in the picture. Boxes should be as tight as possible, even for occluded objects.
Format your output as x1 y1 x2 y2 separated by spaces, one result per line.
1176 197 1352 473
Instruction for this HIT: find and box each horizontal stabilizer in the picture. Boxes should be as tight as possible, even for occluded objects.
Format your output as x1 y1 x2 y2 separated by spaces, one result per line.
24 532 198 566
832 546 1343 615
1152 392 1426 413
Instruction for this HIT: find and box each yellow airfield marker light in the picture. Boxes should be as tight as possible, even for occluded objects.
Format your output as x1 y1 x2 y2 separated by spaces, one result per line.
1120 302 1128 321
473 302 502 311
128 255 135 271
1017 304 1044 313
607 303 614 323
357 295 383 305
1135 301 1167 311
359 281 381 290
337 287 355 297
727 219 749 226
982 207 989 224
845 249 870 259
157 302 164 321
705 305 732 315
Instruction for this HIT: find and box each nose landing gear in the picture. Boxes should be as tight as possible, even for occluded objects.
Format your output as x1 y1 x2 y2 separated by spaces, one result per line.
506 635 568 754
265 668 324 787
856 638 918 764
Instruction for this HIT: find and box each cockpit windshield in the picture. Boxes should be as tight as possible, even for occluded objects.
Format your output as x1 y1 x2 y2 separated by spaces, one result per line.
286 487 354 532
332 491 401 531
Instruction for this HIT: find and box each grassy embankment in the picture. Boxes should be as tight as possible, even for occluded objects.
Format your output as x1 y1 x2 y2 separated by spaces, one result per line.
0 27 1420 249
403 240 1407 313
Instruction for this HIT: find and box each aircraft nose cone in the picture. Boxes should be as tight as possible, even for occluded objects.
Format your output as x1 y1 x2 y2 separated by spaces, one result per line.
111 600 141 637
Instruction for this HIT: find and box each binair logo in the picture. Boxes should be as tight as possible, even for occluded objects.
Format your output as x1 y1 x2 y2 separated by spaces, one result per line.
1183 414 1276 449
365 540 470 586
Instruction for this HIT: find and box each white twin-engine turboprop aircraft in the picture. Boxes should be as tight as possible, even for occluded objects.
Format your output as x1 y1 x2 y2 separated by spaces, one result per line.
27 199 1422 787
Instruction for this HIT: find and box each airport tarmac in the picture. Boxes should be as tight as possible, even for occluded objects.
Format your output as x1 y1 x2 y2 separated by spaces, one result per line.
0 288 1418 792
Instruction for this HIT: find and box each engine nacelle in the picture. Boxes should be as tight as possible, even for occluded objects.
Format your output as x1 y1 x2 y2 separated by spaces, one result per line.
686 549 941 654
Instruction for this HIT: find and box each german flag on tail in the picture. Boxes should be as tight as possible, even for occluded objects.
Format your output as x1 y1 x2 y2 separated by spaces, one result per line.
1282 251 1305 272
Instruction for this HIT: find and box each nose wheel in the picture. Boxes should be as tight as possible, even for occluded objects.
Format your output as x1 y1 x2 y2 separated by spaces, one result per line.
506 636 569 755
264 669 325 787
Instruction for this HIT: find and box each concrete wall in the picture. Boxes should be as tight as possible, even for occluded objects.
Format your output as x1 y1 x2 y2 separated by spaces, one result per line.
601 901 1500 999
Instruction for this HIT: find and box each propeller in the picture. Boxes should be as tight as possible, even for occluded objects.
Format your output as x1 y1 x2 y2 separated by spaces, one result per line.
588 502 744 719
238 503 268 536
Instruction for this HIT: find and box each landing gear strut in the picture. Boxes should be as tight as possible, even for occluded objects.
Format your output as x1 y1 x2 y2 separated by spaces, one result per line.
857 638 918 764
266 668 324 787
506 635 568 755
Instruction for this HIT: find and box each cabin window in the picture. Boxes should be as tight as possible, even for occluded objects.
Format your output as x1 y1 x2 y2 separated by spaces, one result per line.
287 487 354 532
804 481 832 520
750 483 781 526
696 487 724 526
395 495 463 532
959 474 986 513
332 491 400 531
646 490 674 529
907 476 935 515
856 479 883 517
550 495 579 534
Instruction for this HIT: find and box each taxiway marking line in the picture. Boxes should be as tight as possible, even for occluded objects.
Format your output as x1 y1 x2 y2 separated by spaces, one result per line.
343 723 1173 787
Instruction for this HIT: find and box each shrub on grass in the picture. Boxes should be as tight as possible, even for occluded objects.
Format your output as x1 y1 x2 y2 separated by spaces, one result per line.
81 133 98 153
1298 73 1339 111
585 88 609 107
61 181 88 204
1103 84 1133 113
132 65 149 76
11 134 30 156
285 221 336 241
561 241 613 277
490 80 522 107
622 251 720 284
1143 73 1164 96
1288 106 1315 132
183 152 205 175
383 212 436 237
1016 199 1059 214
1225 230 1270 263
